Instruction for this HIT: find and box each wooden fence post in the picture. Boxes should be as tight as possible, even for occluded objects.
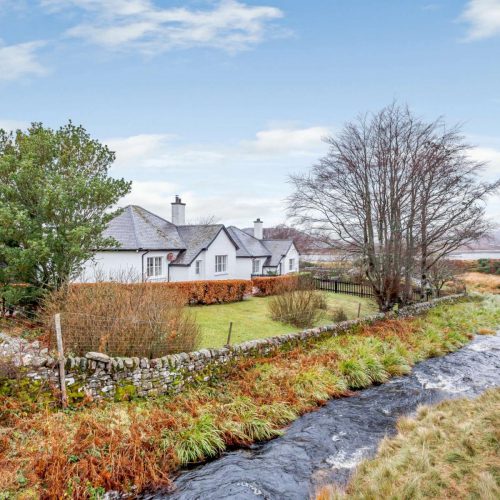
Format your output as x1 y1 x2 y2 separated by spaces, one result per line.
226 321 233 346
357 302 361 318
54 313 68 409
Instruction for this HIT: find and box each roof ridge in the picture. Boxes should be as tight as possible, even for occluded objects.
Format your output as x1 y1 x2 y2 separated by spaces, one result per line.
177 224 224 228
128 206 141 249
133 205 174 226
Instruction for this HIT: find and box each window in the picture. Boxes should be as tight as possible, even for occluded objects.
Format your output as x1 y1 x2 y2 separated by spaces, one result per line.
215 255 228 273
289 258 295 271
252 259 260 274
195 260 202 275
146 256 163 277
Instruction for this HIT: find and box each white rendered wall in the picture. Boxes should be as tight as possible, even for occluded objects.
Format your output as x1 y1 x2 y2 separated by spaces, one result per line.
169 230 238 282
234 257 253 280
203 230 237 279
75 250 179 283
282 244 300 274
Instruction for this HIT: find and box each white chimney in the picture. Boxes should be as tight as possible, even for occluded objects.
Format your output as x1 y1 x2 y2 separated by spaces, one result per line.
171 195 186 225
254 218 263 240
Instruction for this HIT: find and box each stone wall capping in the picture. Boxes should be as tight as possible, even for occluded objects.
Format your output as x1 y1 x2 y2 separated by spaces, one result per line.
85 352 111 363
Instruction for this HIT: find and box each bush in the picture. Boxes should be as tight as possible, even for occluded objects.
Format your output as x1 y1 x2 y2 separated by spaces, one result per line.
43 282 201 358
268 289 326 328
475 259 500 275
165 279 252 304
252 276 299 296
331 307 348 322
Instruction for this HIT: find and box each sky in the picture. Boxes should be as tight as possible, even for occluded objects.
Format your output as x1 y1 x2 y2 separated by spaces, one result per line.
0 0 499 226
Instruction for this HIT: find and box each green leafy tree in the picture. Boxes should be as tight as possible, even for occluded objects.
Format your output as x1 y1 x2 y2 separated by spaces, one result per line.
0 122 131 307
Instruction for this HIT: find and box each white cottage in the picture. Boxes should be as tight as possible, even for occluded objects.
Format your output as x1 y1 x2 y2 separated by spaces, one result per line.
77 197 299 283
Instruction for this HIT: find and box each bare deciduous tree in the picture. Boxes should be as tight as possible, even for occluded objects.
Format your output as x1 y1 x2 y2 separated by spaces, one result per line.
288 104 499 311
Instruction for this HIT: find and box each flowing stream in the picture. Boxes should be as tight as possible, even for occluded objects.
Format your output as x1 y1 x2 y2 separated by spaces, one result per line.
147 333 500 500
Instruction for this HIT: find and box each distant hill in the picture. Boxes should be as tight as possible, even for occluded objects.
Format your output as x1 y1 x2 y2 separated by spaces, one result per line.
456 229 500 251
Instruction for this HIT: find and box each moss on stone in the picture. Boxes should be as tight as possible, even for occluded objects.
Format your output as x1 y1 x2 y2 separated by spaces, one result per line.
114 383 137 402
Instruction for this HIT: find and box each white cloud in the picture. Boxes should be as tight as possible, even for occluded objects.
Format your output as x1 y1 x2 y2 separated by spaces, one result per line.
42 0 285 54
245 126 330 154
469 146 500 179
105 125 331 171
118 180 285 226
0 40 47 81
120 180 179 218
104 124 331 225
461 0 500 40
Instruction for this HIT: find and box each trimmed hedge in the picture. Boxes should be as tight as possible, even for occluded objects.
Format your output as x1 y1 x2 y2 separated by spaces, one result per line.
175 280 252 304
251 275 299 296
71 279 253 305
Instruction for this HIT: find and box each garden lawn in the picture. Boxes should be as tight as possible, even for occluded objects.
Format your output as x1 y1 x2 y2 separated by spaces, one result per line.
191 292 378 348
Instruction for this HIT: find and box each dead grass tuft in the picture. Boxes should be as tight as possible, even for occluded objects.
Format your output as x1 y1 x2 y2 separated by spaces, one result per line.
462 272 500 294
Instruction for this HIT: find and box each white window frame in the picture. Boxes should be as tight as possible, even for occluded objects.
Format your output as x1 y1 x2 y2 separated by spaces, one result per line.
215 255 228 274
195 260 202 275
289 258 295 271
252 259 260 274
146 256 163 277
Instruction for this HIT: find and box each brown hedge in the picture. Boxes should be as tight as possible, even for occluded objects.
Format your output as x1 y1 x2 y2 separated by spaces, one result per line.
70 279 253 305
251 275 299 296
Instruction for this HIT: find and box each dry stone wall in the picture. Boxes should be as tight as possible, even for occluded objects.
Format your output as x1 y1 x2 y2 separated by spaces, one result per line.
2 295 465 401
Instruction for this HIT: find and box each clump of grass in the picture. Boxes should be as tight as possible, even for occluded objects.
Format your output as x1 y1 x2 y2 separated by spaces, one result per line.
219 396 282 444
293 366 345 402
318 388 500 499
338 359 371 389
362 357 389 384
380 350 412 376
174 413 225 464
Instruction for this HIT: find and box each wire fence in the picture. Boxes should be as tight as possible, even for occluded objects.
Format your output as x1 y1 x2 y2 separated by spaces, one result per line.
48 311 200 359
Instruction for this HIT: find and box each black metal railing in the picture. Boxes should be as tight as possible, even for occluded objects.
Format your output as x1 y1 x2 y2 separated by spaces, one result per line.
313 278 434 302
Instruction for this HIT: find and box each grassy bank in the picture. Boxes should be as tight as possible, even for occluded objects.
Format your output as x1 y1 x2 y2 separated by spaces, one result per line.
462 272 500 295
193 292 377 348
0 296 498 498
317 388 500 499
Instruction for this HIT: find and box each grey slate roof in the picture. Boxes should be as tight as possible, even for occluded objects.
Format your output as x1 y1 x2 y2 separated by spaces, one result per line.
102 206 185 250
101 205 293 269
172 225 229 266
261 239 294 267
227 226 271 258
228 227 293 267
